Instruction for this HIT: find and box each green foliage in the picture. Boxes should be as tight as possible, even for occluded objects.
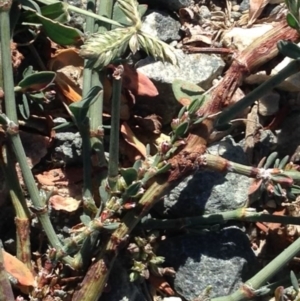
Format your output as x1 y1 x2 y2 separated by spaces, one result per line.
80 0 177 70
285 0 300 31
15 70 56 92
69 86 102 126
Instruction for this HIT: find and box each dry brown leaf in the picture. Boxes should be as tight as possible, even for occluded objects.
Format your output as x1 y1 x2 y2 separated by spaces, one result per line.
2 249 35 286
148 275 175 296
248 0 270 26
50 195 80 212
122 64 158 97
48 48 83 104
121 122 147 158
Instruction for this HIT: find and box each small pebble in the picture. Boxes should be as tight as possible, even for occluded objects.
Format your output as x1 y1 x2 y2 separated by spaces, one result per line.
232 4 240 11
231 11 242 21
258 91 280 116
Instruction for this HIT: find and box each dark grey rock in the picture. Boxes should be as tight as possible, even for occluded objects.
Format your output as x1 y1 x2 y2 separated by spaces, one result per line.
276 110 300 157
157 226 258 300
135 50 225 125
100 258 147 301
54 132 82 165
141 10 181 43
140 0 194 11
154 137 250 217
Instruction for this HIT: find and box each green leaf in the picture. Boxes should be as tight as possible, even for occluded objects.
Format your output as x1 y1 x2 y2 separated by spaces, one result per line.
174 121 189 138
99 186 109 205
279 155 290 169
38 14 82 45
102 222 120 230
22 66 34 78
15 71 56 92
80 215 91 226
178 105 187 119
290 270 299 292
120 168 138 186
20 0 41 13
156 163 171 175
122 181 142 199
22 2 69 23
0 114 9 126
286 13 300 30
291 184 300 195
133 159 142 171
172 79 204 106
263 152 278 169
69 86 102 125
278 40 300 59
18 94 30 120
53 121 74 131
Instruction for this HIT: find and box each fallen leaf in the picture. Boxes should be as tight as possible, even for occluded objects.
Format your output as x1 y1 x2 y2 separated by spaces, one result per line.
248 0 270 26
121 122 147 158
2 249 35 286
50 195 80 212
148 275 175 295
122 64 158 97
48 48 83 104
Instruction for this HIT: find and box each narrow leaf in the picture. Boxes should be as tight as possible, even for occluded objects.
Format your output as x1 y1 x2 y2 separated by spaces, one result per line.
16 71 56 92
38 14 82 45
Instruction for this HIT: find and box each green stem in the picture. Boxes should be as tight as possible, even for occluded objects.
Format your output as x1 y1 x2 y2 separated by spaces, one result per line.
72 176 171 301
140 208 300 230
107 67 122 190
215 59 300 129
212 236 300 301
35 0 123 28
0 2 73 266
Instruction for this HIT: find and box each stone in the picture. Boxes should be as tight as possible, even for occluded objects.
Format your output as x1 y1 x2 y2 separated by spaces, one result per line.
139 0 194 11
239 0 250 12
54 132 82 165
141 10 181 43
154 136 251 217
66 0 86 30
258 91 280 116
157 226 258 300
136 50 225 125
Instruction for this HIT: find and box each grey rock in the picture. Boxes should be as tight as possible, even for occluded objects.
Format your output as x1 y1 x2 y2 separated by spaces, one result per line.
141 10 181 43
65 0 86 30
154 137 250 217
54 132 82 165
239 0 249 12
198 5 211 23
230 11 242 21
158 226 258 300
136 50 225 125
100 258 146 301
